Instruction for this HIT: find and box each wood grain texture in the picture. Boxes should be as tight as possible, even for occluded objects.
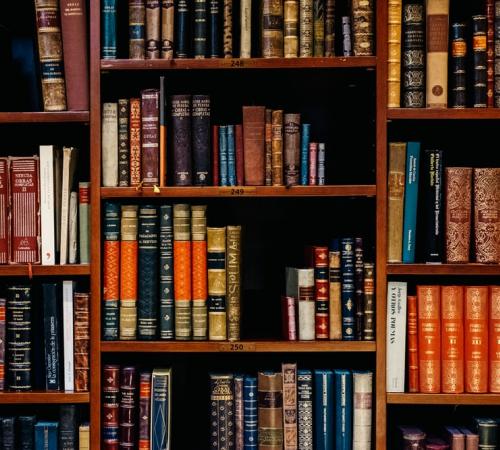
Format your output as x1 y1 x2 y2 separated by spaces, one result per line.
0 392 89 404
0 264 90 276
387 263 500 275
387 393 500 405
388 108 500 119
0 112 89 123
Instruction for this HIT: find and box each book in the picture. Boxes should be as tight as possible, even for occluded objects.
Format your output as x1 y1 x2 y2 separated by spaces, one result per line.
265 109 273 186
285 268 315 341
258 371 283 449
489 286 500 392
262 0 284 58
35 422 58 449
159 205 174 340
139 371 152 449
192 95 211 185
118 99 130 187
487 1 494 105
445 426 465 450
19 416 35 450
495 1 500 107
208 227 227 340
129 0 146 58
102 0 117 59
342 16 353 56
176 0 189 58
0 159 8 264
42 283 61 391
474 418 497 448
191 205 208 340
354 238 364 340
300 123 310 186
297 369 313 450
363 263 375 341
161 78 169 184
308 142 318 185
102 103 119 187
317 143 325 185
472 16 488 108
235 124 244 186
74 292 90 392
402 142 420 263
102 365 120 448
352 0 374 56
314 246 329 339
300 0 313 57
62 280 75 391
283 113 301 186
387 142 406 263
119 366 137 449
141 89 160 186
240 0 251 57
193 0 207 58
69 191 78 263
341 237 355 340
39 146 56 265
227 225 241 341
282 296 297 341
146 0 161 58
172 95 192 186
227 125 236 186
450 22 467 108
0 298 5 390
399 427 427 448
130 98 142 186
234 374 244 449
243 106 266 186
388 0 402 107
78 182 90 264
407 295 419 393
328 239 342 340
313 0 325 56
60 147 77 265
223 0 233 58
210 374 234 448
161 0 174 59
284 0 299 57
314 369 333 450
59 405 77 449
212 125 220 185
353 371 373 450
151 368 172 450
271 110 284 186
282 363 297 450
244 375 258 448
334 369 353 450
79 423 90 450
210 0 221 57
219 125 228 186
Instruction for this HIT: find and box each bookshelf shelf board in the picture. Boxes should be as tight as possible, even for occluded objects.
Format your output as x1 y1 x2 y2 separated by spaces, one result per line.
387 263 500 275
387 393 500 405
0 392 89 404
0 264 91 276
387 108 500 120
100 340 376 353
0 112 90 123
100 185 377 198
101 56 377 71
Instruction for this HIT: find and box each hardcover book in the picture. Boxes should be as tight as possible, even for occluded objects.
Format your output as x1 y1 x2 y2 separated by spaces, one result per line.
314 369 333 450
0 298 5 390
192 205 208 340
353 371 373 450
194 0 208 58
159 205 174 340
62 280 75 391
472 16 488 107
210 374 234 448
282 363 297 450
118 99 130 187
490 286 500 392
102 365 120 448
129 0 146 58
284 0 299 57
300 0 313 56
119 366 137 448
402 142 420 263
258 371 283 449
234 374 244 450
161 0 174 59
266 109 273 186
387 142 406 263
42 283 61 390
243 106 266 185
130 98 142 186
450 22 467 108
283 113 301 186
363 263 375 341
172 95 193 186
341 238 355 340
74 292 90 392
328 239 342 340
352 0 374 56
407 295 419 393
102 103 118 187
141 89 160 186
227 225 241 341
388 0 403 107
192 95 211 185
146 0 161 58
208 226 227 340
151 368 172 450
139 371 152 449
0 159 8 264
297 369 313 450
314 246 329 339
334 369 353 450
262 0 284 57
244 375 258 448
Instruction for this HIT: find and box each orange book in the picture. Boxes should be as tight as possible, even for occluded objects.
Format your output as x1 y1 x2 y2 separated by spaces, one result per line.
192 240 208 301
441 286 464 393
489 286 500 392
417 285 441 393
465 286 489 393
407 295 419 393
120 241 138 302
103 240 120 305
174 240 192 338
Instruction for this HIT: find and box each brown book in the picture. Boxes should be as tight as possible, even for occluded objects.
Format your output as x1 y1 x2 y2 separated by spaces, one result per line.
141 89 160 186
387 143 406 263
265 109 273 186
283 113 301 186
489 286 500 392
129 0 146 59
74 292 90 392
262 0 284 58
445 167 472 263
161 0 175 59
258 371 284 449
299 0 313 57
227 225 241 341
473 168 500 263
271 110 284 186
352 0 374 56
313 0 325 56
223 0 233 58
282 363 297 450
59 0 89 111
487 0 495 106
407 295 419 393
242 106 266 186
284 0 299 57
129 98 142 187
146 0 161 59
324 0 335 56
387 0 402 107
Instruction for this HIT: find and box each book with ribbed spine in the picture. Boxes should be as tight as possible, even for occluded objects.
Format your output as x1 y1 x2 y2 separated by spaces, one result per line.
300 0 313 56
208 227 227 340
139 372 151 449
363 263 375 340
42 283 61 390
20 416 36 450
176 0 189 58
0 298 5 390
353 371 373 450
159 205 174 340
300 124 310 186
120 366 137 449
313 0 325 56
219 125 228 186
328 239 342 340
130 98 142 186
244 375 258 448
282 364 297 450
495 2 500 106
161 0 174 59
120 205 138 340
258 371 283 449
308 142 317 185
474 418 497 447
102 0 117 59
74 292 90 392
234 374 244 450
341 238 355 340
227 225 241 341
78 182 90 264
284 113 301 186
62 280 75 391
138 206 159 340
450 22 467 108
352 0 374 56
354 238 364 340
223 0 232 57
324 0 334 56
129 0 145 58
118 99 130 186
192 205 208 340
151 368 172 450
103 365 120 448
262 0 284 57
243 106 265 186
210 0 221 57
314 369 333 450
402 142 420 263
194 0 208 58
235 124 244 186
265 109 273 186
240 0 251 57
192 95 211 185
141 89 160 186
297 369 313 450
472 16 488 107
388 0 402 107
210 374 234 447
387 142 406 263
227 125 236 186
334 369 353 450
487 0 494 106
284 0 298 57
102 103 118 187
103 202 120 340
407 295 418 392
172 94 192 186
314 246 329 339
146 0 161 58
490 286 500 392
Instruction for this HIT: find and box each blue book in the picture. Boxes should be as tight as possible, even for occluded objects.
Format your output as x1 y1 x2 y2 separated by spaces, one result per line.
159 205 174 340
402 142 421 263
243 376 258 449
334 369 353 450
152 369 172 450
219 126 228 186
227 125 236 186
35 421 58 450
102 0 117 59
341 238 355 340
42 283 61 390
314 370 334 450
300 124 311 185
297 370 313 450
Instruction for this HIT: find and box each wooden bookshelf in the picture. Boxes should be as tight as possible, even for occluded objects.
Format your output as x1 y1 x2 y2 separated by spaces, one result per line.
0 264 90 276
387 108 500 120
0 111 89 123
387 263 500 276
387 393 500 406
0 392 90 404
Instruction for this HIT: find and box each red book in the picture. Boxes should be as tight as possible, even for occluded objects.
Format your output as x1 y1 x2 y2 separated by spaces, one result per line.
441 286 464 393
281 296 297 341
129 98 142 187
0 159 9 264
314 246 329 339
235 124 244 186
141 89 160 186
489 286 500 392
103 364 120 450
417 285 441 393
308 142 318 185
138 372 151 450
9 157 40 264
407 295 419 393
464 286 488 393
212 125 219 186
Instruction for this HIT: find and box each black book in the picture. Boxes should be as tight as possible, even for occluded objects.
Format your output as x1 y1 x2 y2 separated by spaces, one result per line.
18 416 35 450
59 405 77 450
192 95 211 185
194 0 208 58
450 22 467 108
472 15 488 107
176 0 190 58
42 283 61 391
209 0 221 57
1 417 14 450
159 205 174 340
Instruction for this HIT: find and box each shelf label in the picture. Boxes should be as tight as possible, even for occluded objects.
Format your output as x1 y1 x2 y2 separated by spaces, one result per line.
219 187 256 196
218 342 256 352
230 59 245 68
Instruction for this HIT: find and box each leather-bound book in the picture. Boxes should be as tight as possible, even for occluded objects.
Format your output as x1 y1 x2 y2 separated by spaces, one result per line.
172 95 193 186
227 225 241 341
151 368 172 449
103 202 120 341
262 0 284 57
426 437 451 449
137 205 159 340
284 113 301 186
314 246 329 339
334 369 353 449
300 124 310 185
342 16 353 56
407 295 418 392
324 0 334 56
118 99 130 187
284 0 299 57
243 106 265 185
74 292 90 392
119 366 137 449
34 0 67 111
363 262 375 341
265 109 273 186
102 103 118 187
219 126 228 186
210 374 234 448
192 95 211 185
354 237 364 341
212 125 220 185
426 0 449 108
417 285 441 393
19 416 36 450
317 143 325 185
353 371 372 450
388 0 402 107
402 0 425 108
234 374 244 450
271 110 283 186
458 428 478 449
240 0 252 58
495 2 500 107
159 205 174 340
489 286 500 392
474 418 497 448
308 142 317 185
42 283 61 390
141 89 160 186
2 417 15 449
208 227 227 340
399 427 426 448
235 124 244 185
487 0 495 106
300 0 313 56
158 77 166 185
282 363 297 450
223 0 233 58
328 239 342 340
244 375 258 448
288 268 315 340
227 125 236 186
174 204 192 340
352 0 374 56
102 365 120 449
192 205 208 340
341 237 355 340
0 298 5 390
472 16 488 107
0 159 9 264
194 0 208 58
138 372 151 450
129 98 142 186
441 286 464 393
313 0 325 56
129 0 145 58
146 0 161 58
60 0 88 110
314 369 333 450
210 0 221 57
102 0 117 59
78 182 90 265
282 296 297 340
450 23 467 108
465 286 489 393
161 0 174 59
473 168 500 263
258 371 283 449
297 370 313 450
445 167 472 263
176 0 189 58
387 142 406 263
59 405 77 449
444 427 465 450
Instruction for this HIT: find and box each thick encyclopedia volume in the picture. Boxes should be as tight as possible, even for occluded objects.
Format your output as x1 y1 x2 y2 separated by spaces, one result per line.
172 95 193 185
192 95 211 185
262 0 284 58
282 363 297 450
352 0 374 56
227 225 241 341
353 371 373 450
192 205 208 340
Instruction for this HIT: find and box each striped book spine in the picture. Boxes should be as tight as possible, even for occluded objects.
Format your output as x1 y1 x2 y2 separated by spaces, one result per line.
227 225 242 341
244 375 258 449
138 372 151 450
314 246 329 339
192 205 208 340
341 237 355 340
208 227 227 340
297 369 313 450
129 98 142 186
159 205 174 340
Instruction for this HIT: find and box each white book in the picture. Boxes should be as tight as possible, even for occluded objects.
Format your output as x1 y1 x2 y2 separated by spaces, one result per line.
39 145 55 265
386 281 407 392
60 147 78 265
102 102 119 187
285 267 315 341
63 280 75 391
68 191 78 264
54 148 62 253
353 371 373 450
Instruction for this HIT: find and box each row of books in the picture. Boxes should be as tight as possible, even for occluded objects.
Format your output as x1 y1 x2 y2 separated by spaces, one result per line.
387 143 500 264
389 1 500 108
102 0 374 60
0 283 90 393
102 203 242 341
283 238 375 341
386 283 500 394
210 366 373 450
0 406 88 450
0 150 90 266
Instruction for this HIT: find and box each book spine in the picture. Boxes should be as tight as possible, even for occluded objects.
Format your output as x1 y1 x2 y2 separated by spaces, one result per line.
227 225 241 341
129 98 142 186
78 182 90 264
227 125 236 186
284 0 299 57
450 22 467 108
20 416 36 449
36 422 59 449
244 376 258 448
496 1 500 106
265 109 273 186
262 0 284 58
342 16 353 56
282 296 297 341
74 292 90 392
234 375 244 450
119 366 137 449
402 142 420 263
475 418 497 447
271 110 284 186
407 295 419 393
308 142 317 185
240 0 252 57
0 298 5 390
138 372 151 450
158 75 166 186
388 0 402 107
102 365 120 448
445 167 472 263
298 268 315 340
300 124 310 185
334 369 353 450
62 281 74 391
212 125 220 185
123 215 139 337
387 142 406 263
172 94 193 186
314 246 329 339
219 126 228 186
34 0 67 111
194 0 208 58
223 0 233 57
465 286 489 393
341 237 355 340
118 99 130 187
68 191 78 264
490 286 500 392
59 146 76 266
283 113 301 186
102 0 117 59
417 285 441 393
129 0 146 58
299 0 313 56
328 239 342 340
363 262 375 341
324 0 334 56
242 106 266 185
151 369 172 450
79 424 90 450
146 0 161 58
210 375 234 447
2 417 15 449
313 0 325 56
314 369 333 450
210 0 221 57
317 143 325 185
208 227 227 340
297 370 313 450
102 103 118 187
352 371 373 450
159 205 174 340
192 95 211 185
282 363 298 450
441 286 464 393
39 147 55 265
161 0 174 59
141 89 160 186
103 202 120 340
0 159 8 264
258 372 283 449
352 0 374 56
473 16 488 107
137 205 159 340
191 205 208 340
354 237 364 341
487 0 495 106
235 124 244 185
175 0 189 57
42 283 61 390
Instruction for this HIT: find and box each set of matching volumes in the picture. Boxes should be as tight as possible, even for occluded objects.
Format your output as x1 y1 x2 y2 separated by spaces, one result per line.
389 0 500 108
102 365 171 450
103 202 242 341
388 142 500 264
210 365 373 450
387 282 500 394
283 238 375 342
0 406 89 450
33 0 89 111
0 149 90 265
0 283 90 393
102 0 374 60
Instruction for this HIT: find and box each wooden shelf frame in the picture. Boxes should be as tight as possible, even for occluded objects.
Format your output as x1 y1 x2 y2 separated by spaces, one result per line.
0 264 90 276
387 108 500 120
387 263 500 275
387 393 500 405
0 111 89 123
0 392 89 404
